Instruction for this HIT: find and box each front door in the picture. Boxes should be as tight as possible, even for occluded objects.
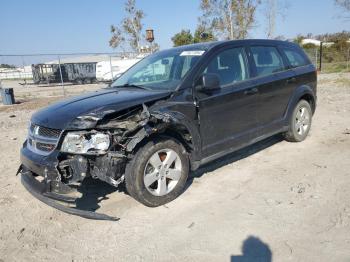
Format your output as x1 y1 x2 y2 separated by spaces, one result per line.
195 46 259 158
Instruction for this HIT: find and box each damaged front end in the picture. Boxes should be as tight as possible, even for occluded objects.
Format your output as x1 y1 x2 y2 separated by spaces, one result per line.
57 104 165 187
19 102 191 220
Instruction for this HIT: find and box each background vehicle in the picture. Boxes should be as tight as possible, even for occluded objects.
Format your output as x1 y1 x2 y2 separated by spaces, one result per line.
32 62 97 84
19 40 317 219
96 58 142 82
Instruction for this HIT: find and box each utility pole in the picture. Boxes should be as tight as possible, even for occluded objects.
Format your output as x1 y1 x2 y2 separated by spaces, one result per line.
58 56 65 96
266 0 276 39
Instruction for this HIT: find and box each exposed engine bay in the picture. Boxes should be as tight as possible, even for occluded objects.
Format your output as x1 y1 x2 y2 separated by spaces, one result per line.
55 104 193 189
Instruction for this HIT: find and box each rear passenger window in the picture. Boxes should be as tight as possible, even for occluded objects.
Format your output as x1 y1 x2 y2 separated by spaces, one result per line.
282 47 309 68
251 46 285 77
204 47 249 87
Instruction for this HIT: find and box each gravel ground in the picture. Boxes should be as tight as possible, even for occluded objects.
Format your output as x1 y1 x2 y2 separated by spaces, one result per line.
0 73 350 261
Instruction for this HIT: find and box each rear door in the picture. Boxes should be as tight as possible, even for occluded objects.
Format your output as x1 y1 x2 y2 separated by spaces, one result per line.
279 45 316 92
248 45 297 133
195 46 259 157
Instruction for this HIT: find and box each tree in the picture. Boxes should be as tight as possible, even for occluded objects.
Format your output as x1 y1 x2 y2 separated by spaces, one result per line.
193 25 216 43
109 25 125 49
263 0 289 39
171 30 193 47
171 26 216 47
110 0 148 52
122 0 145 52
335 0 350 11
293 34 305 45
199 0 261 40
0 64 16 69
335 0 350 19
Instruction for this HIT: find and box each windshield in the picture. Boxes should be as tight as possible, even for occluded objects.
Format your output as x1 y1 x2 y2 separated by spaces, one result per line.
111 49 206 91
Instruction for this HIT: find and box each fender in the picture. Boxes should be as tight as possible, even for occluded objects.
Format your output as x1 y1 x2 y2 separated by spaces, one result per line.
284 84 316 124
149 107 202 164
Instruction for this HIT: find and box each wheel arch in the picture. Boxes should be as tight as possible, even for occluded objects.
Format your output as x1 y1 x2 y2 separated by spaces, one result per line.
285 85 316 122
127 112 202 169
299 93 316 114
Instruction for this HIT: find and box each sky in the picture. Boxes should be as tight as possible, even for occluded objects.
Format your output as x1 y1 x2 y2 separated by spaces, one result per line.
0 0 349 56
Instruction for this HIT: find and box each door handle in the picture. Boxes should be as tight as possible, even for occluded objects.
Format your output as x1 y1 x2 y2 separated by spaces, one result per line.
244 88 258 95
286 77 297 84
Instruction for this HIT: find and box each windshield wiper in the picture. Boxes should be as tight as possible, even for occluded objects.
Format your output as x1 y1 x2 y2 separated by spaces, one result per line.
112 83 151 90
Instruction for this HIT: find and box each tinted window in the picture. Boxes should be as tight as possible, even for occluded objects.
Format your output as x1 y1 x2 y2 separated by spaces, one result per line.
282 47 309 68
204 47 249 87
251 46 285 77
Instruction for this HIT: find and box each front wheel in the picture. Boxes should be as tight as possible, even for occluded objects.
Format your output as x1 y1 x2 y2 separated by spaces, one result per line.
284 100 312 142
125 138 189 207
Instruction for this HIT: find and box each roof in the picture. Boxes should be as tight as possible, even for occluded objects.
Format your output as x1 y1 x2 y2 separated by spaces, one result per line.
161 39 296 53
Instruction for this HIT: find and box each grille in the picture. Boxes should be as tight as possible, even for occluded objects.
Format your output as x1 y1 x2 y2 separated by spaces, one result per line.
28 123 62 155
37 126 61 138
36 142 55 152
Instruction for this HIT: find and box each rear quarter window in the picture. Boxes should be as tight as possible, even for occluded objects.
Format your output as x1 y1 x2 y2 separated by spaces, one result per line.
282 47 310 68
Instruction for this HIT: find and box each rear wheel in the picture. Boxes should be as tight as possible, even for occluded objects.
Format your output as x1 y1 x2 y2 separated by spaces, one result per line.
125 138 189 207
284 100 312 142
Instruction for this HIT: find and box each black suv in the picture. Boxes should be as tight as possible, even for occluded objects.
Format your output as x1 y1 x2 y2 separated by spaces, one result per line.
20 40 316 219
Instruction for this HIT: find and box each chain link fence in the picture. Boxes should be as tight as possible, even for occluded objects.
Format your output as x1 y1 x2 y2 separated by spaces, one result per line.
304 47 350 73
1 47 348 90
0 52 142 84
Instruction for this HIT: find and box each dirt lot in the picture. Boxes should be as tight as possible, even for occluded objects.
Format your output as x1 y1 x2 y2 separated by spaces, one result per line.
0 74 350 261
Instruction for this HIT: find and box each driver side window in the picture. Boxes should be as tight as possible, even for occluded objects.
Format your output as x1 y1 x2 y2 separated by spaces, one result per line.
204 47 249 87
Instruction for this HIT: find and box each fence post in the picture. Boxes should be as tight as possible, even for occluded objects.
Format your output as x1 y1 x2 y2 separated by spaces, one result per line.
58 56 66 96
315 48 318 68
319 42 323 72
347 48 350 71
21 55 27 88
109 55 114 81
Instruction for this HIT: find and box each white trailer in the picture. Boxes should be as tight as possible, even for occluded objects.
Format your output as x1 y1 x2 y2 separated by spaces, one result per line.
96 58 141 82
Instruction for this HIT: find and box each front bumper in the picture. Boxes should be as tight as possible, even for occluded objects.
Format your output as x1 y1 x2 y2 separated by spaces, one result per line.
20 145 119 221
20 146 68 193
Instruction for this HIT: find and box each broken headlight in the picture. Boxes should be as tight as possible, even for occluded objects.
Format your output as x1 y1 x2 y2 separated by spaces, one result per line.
60 131 110 154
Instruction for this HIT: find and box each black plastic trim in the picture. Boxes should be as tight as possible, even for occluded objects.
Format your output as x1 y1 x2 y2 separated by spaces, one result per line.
21 171 119 221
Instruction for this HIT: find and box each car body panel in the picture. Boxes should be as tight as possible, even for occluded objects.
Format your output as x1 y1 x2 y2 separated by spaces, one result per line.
31 88 171 130
26 39 317 168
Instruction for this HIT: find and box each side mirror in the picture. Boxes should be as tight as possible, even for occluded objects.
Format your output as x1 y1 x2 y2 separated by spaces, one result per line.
196 73 220 93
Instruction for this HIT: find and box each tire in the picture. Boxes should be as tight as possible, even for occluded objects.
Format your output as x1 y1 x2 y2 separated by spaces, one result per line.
284 100 312 142
125 137 189 207
83 78 92 84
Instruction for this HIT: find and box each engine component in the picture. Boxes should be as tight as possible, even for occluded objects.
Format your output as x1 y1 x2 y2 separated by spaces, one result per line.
58 156 89 185
90 154 126 187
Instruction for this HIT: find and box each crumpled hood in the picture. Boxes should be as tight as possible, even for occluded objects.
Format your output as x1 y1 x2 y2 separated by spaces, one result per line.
31 88 171 130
